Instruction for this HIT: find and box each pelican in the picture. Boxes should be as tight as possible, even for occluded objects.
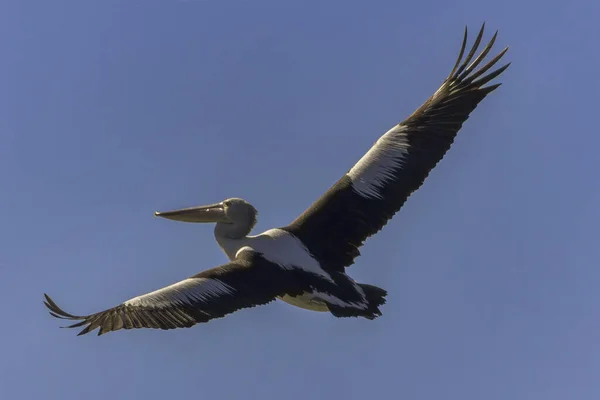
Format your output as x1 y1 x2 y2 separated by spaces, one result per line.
44 24 510 336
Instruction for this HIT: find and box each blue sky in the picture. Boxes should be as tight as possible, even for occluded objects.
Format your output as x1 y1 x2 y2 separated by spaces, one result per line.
1 1 599 399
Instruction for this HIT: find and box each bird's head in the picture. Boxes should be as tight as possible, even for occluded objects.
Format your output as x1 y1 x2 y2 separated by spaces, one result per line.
155 198 258 231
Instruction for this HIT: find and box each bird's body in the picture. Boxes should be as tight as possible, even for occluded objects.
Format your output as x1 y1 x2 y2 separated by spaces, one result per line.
44 24 510 336
218 228 337 311
214 227 380 315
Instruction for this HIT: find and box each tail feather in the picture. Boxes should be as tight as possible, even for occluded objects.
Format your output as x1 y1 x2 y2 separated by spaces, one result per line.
327 283 387 320
360 283 387 318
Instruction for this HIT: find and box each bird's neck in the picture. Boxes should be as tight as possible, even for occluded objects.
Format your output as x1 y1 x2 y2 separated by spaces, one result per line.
214 222 251 261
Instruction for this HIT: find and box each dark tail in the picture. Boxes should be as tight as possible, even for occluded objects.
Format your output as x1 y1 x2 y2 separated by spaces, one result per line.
327 283 387 320
359 284 387 319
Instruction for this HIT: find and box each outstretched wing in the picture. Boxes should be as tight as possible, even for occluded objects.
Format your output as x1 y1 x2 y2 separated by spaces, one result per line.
44 252 298 336
283 23 510 272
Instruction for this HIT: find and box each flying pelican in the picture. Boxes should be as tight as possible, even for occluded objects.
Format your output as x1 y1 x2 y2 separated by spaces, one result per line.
44 24 510 336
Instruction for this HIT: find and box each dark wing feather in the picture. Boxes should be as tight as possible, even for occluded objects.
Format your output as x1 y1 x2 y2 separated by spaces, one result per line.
283 23 510 272
44 253 299 336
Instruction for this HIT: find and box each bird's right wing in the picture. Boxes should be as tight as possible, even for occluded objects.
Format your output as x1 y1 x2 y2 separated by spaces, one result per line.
44 252 299 336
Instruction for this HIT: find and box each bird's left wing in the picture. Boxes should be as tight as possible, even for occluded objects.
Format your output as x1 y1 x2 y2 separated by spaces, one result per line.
44 252 298 336
283 24 509 272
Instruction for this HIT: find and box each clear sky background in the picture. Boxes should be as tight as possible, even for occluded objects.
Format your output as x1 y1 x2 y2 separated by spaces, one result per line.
1 1 599 399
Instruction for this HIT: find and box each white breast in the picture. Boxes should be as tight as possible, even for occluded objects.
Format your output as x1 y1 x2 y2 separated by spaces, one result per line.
278 290 367 312
238 228 334 282
278 293 329 312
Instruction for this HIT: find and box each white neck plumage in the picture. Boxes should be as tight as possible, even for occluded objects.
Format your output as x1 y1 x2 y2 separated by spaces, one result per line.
214 222 252 261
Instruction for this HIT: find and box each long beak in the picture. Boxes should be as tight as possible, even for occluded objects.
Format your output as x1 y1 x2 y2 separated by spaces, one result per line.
154 203 230 223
